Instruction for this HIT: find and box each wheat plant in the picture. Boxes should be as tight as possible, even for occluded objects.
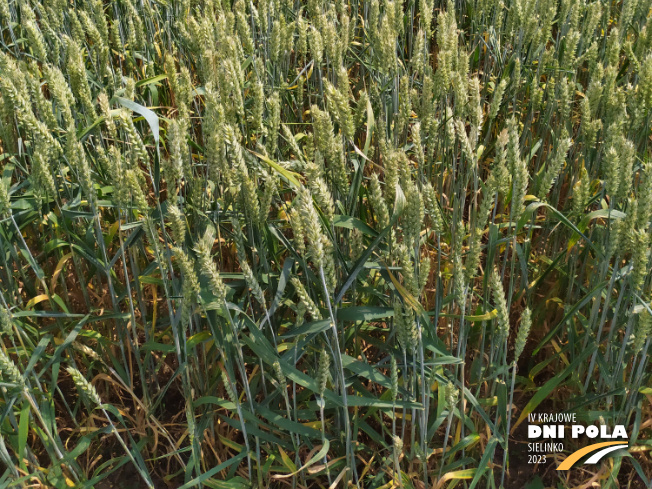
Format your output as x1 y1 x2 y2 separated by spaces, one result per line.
0 0 651 487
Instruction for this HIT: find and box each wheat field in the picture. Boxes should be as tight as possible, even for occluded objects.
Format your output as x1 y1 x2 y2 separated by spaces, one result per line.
0 0 651 487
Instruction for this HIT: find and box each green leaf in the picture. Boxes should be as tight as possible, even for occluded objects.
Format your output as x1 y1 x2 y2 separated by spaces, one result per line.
256 405 322 439
341 354 392 389
18 401 29 471
532 281 607 355
268 257 294 317
186 330 212 350
77 115 105 141
512 347 593 432
281 318 331 338
11 311 85 318
517 201 601 257
135 74 168 87
337 306 393 321
138 275 164 286
39 315 90 375
524 476 546 489
468 438 498 489
248 150 302 187
332 215 378 237
462 386 500 441
24 336 51 375
142 341 176 353
177 451 248 489
72 243 106 272
42 238 70 255
334 221 396 304
569 208 626 248
446 433 480 459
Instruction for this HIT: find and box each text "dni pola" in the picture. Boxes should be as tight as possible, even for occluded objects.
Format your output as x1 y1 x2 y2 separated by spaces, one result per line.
528 413 627 439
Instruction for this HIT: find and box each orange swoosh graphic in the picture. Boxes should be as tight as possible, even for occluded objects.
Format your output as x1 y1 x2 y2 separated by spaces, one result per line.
557 441 625 470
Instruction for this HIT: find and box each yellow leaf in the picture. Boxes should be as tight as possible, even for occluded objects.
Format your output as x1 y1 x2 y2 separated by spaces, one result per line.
384 266 424 315
26 294 50 309
247 149 302 188
301 421 321 429
51 252 72 293
278 446 297 473
465 309 498 322
551 339 569 367
434 469 476 489
393 412 412 421
217 434 244 452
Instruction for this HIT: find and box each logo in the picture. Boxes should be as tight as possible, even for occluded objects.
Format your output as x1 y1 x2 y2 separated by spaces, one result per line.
556 442 629 470
526 412 629 470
